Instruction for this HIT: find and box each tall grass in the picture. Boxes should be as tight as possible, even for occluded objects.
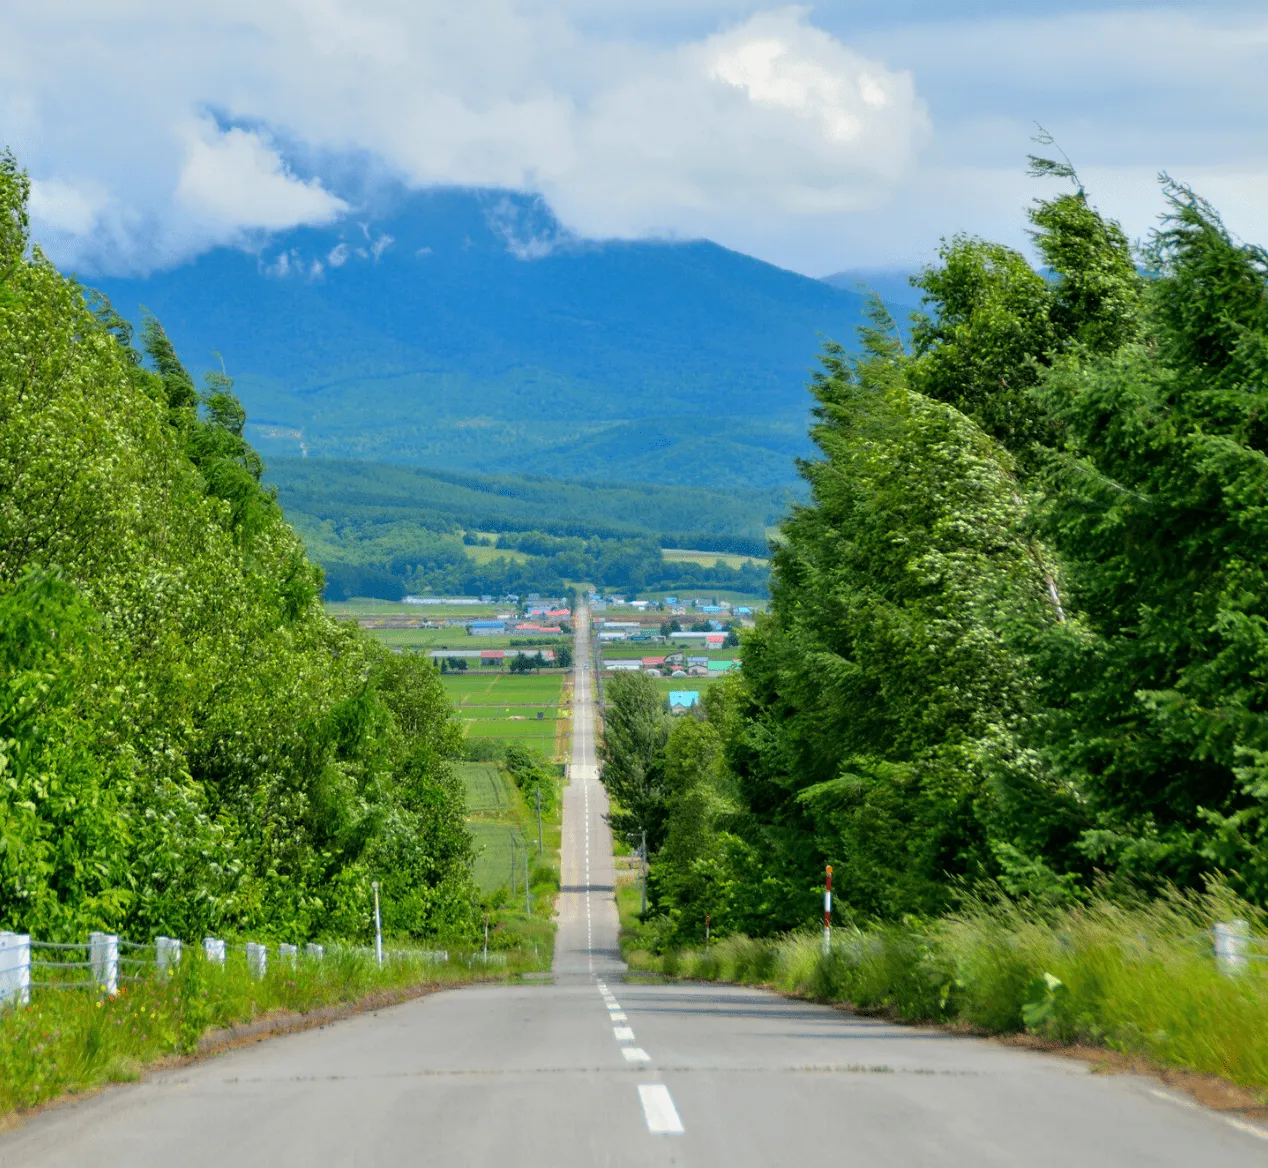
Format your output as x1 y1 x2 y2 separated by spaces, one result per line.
0 945 517 1116
628 887 1268 1093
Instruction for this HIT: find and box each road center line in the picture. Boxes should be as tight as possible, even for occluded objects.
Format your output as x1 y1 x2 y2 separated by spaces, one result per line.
638 1084 685 1134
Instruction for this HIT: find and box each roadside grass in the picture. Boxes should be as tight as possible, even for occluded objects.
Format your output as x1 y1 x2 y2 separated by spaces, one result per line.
624 888 1268 1095
0 945 524 1119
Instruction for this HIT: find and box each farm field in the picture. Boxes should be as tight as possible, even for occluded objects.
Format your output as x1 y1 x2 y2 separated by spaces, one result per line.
326 597 505 620
368 628 561 652
599 644 740 662
443 672 569 760
455 761 559 896
464 545 534 565
662 548 769 569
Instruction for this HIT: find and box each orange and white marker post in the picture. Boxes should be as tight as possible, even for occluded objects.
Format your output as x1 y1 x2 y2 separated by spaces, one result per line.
822 865 833 957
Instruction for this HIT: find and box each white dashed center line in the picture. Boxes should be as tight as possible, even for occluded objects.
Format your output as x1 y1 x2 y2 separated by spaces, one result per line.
608 1011 627 1021
613 1026 635 1042
638 1084 685 1134
622 1047 651 1063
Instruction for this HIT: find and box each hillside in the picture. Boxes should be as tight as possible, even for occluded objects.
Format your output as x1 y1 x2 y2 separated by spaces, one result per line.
89 187 872 489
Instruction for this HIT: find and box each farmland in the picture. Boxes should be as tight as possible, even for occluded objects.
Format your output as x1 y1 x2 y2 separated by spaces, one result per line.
443 672 569 760
662 547 769 570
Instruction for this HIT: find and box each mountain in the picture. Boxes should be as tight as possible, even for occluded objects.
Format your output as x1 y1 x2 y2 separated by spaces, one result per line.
89 188 873 489
821 268 923 314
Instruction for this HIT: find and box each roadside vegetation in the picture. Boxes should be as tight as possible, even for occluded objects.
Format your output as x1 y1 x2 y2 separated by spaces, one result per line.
0 945 536 1118
603 155 1268 1087
0 151 476 946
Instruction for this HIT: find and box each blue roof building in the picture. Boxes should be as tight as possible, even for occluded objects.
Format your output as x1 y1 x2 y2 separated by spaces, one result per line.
668 691 700 711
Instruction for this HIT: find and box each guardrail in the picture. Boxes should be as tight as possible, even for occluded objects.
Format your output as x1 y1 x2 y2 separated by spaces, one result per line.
0 931 450 1007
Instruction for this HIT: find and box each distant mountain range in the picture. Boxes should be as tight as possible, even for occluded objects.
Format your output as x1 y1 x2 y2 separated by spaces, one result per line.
87 188 912 490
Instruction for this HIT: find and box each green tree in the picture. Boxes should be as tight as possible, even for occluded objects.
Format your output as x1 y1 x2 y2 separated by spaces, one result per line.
598 672 672 849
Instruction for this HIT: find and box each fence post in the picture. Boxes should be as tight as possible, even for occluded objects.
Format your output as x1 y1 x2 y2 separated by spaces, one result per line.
203 937 226 966
246 942 267 979
0 933 31 1007
279 943 298 969
155 937 182 976
304 943 324 961
1214 919 1250 975
90 932 119 995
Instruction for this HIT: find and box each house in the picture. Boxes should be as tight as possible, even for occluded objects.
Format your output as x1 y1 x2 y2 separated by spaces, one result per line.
735 606 752 616
668 691 700 712
664 652 686 667
480 650 505 663
705 633 726 647
688 656 708 667
469 620 506 636
687 665 709 677
641 656 666 667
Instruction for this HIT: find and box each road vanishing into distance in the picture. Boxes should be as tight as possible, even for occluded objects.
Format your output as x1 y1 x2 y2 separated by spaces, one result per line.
4 604 1268 1166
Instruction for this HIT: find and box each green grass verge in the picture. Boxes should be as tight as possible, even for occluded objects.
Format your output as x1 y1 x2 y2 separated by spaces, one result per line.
0 945 528 1118
625 888 1268 1095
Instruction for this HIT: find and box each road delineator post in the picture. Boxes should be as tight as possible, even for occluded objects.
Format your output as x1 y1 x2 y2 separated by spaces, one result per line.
372 881 383 968
823 865 833 957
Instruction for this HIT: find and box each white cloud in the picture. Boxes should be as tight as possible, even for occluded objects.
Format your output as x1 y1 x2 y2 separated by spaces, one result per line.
1 2 1264 276
175 120 346 230
1 2 925 274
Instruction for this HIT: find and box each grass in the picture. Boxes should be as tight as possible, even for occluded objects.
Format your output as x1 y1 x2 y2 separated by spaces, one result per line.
625 887 1268 1095
0 944 529 1118
442 674 565 705
662 548 769 569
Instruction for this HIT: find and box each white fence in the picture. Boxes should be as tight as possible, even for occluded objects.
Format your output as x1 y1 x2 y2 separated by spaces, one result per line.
0 930 453 1007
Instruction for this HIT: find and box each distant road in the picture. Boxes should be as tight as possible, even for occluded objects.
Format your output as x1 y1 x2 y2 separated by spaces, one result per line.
5 604 1267 1166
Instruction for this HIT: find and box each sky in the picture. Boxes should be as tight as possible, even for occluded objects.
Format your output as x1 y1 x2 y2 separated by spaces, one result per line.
3 0 1266 278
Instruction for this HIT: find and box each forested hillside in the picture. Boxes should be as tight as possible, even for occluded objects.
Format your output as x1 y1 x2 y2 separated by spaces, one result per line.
604 167 1268 944
270 458 779 600
0 153 476 943
92 187 873 489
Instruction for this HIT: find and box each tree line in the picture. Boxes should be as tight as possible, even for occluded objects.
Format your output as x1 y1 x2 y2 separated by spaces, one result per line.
600 159 1268 945
0 152 476 944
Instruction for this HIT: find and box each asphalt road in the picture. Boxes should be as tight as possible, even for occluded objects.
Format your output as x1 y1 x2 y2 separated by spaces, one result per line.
4 605 1267 1166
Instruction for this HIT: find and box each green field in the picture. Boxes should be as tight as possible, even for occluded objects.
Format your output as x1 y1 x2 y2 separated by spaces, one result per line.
662 548 769 569
443 673 568 760
599 644 739 662
326 598 505 620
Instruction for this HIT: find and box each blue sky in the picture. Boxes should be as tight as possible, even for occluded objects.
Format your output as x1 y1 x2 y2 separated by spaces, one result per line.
3 1 1264 277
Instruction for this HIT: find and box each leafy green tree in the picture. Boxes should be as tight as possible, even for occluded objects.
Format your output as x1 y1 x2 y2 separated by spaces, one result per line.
1031 183 1268 898
598 672 672 849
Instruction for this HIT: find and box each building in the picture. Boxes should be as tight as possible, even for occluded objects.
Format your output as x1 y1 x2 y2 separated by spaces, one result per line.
705 633 726 648
708 659 738 673
669 690 700 712
469 620 506 636
605 659 641 671
641 656 666 668
480 650 505 664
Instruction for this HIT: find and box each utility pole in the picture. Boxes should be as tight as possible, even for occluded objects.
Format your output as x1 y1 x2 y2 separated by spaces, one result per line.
536 787 543 855
524 848 532 914
510 834 517 896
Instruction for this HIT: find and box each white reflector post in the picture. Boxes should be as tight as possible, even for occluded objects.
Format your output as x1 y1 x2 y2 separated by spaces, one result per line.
279 943 298 968
90 932 119 995
246 941 267 979
1214 919 1250 975
0 933 31 1007
156 936 181 976
203 937 226 965
304 942 325 961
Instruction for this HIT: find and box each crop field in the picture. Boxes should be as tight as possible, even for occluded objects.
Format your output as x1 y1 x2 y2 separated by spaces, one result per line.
443 674 565 705
444 673 569 759
599 644 740 662
455 758 563 896
662 548 769 569
464 545 535 565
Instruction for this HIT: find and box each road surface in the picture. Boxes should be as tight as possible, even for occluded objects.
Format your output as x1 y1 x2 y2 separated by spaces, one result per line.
3 603 1266 1166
